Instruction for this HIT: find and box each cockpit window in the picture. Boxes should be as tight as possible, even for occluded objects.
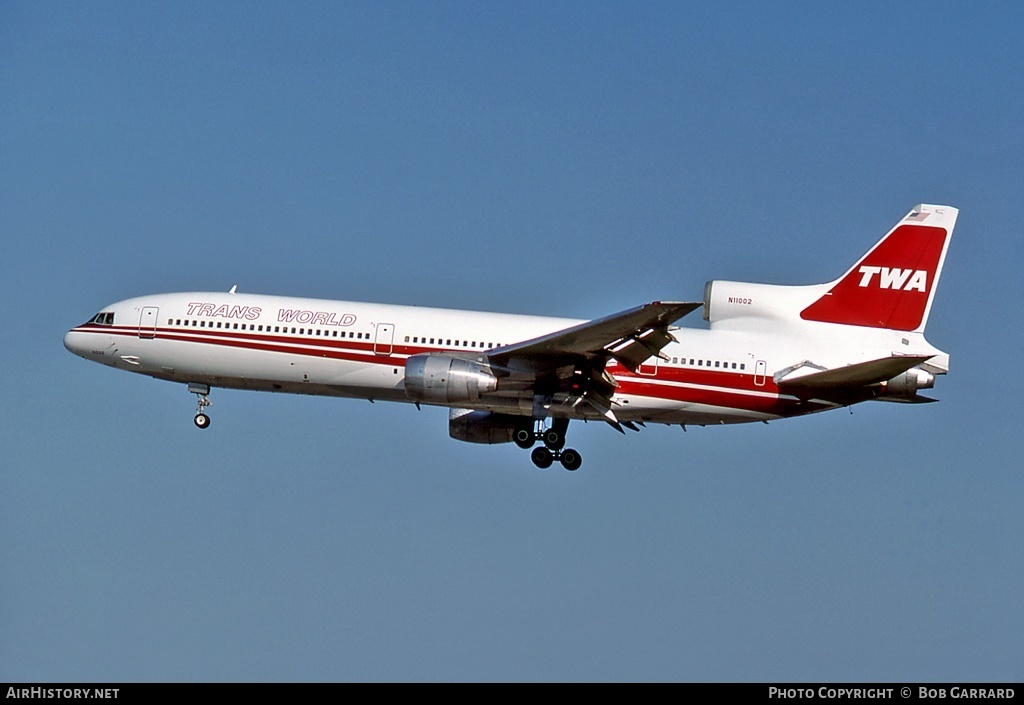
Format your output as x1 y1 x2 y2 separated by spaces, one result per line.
90 312 115 325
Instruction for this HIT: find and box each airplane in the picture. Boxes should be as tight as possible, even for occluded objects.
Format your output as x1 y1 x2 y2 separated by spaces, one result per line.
64 204 957 471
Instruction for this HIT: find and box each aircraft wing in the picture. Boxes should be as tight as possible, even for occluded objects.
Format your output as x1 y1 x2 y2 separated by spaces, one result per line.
488 301 703 371
484 301 702 427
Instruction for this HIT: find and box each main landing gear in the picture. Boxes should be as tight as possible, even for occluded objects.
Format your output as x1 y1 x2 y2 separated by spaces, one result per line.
189 382 212 429
514 417 583 471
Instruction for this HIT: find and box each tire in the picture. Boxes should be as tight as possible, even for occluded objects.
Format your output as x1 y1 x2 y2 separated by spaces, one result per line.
194 413 211 429
542 428 565 450
560 448 582 471
530 446 554 469
513 427 535 449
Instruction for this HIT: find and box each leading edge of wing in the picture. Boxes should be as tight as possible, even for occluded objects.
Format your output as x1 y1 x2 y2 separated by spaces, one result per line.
488 301 702 369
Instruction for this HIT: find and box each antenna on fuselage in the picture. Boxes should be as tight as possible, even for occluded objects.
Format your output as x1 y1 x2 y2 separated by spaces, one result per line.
229 285 237 294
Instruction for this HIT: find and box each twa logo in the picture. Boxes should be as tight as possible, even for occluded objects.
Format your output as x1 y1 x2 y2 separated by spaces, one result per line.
856 266 928 292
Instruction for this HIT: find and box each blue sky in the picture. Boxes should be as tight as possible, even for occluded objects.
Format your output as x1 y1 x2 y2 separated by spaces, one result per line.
2 1 1022 682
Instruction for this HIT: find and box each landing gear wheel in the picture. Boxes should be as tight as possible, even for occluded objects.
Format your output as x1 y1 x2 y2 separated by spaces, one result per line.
530 446 554 469
559 448 582 471
194 413 211 429
542 427 566 450
513 426 535 449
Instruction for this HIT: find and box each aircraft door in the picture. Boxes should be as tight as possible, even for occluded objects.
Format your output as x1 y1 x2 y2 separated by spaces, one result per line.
754 359 767 386
374 323 395 355
139 307 159 339
638 357 658 376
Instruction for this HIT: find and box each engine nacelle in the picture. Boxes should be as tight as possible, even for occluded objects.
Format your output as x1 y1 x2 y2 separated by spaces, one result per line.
882 367 935 398
405 354 498 404
448 408 519 444
703 280 807 327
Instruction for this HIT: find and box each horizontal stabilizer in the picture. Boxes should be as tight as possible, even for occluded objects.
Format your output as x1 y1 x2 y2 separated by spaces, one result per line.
875 394 938 404
777 355 932 393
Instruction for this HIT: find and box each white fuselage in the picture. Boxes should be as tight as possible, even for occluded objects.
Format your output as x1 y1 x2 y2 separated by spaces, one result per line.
63 290 944 427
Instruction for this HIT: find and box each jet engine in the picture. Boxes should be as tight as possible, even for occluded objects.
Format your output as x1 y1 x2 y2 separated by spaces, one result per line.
702 279 798 326
448 408 519 444
881 367 935 399
405 354 498 404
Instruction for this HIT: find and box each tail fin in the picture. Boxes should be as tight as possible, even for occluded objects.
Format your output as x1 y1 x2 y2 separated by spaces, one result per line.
799 204 957 332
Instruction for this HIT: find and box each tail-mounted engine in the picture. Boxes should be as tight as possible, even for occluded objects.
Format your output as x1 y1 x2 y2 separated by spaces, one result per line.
703 279 802 327
880 367 935 400
405 353 498 404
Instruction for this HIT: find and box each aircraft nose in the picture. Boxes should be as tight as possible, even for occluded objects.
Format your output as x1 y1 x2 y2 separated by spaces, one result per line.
64 328 87 356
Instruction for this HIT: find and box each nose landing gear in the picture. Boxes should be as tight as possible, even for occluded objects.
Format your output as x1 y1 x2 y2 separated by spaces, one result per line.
189 382 212 429
516 418 583 471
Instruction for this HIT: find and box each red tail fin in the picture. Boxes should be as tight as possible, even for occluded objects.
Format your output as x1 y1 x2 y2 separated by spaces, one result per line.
799 204 957 332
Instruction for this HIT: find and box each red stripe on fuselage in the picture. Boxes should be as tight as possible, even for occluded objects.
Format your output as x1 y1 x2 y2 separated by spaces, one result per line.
72 324 806 415
611 366 816 416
